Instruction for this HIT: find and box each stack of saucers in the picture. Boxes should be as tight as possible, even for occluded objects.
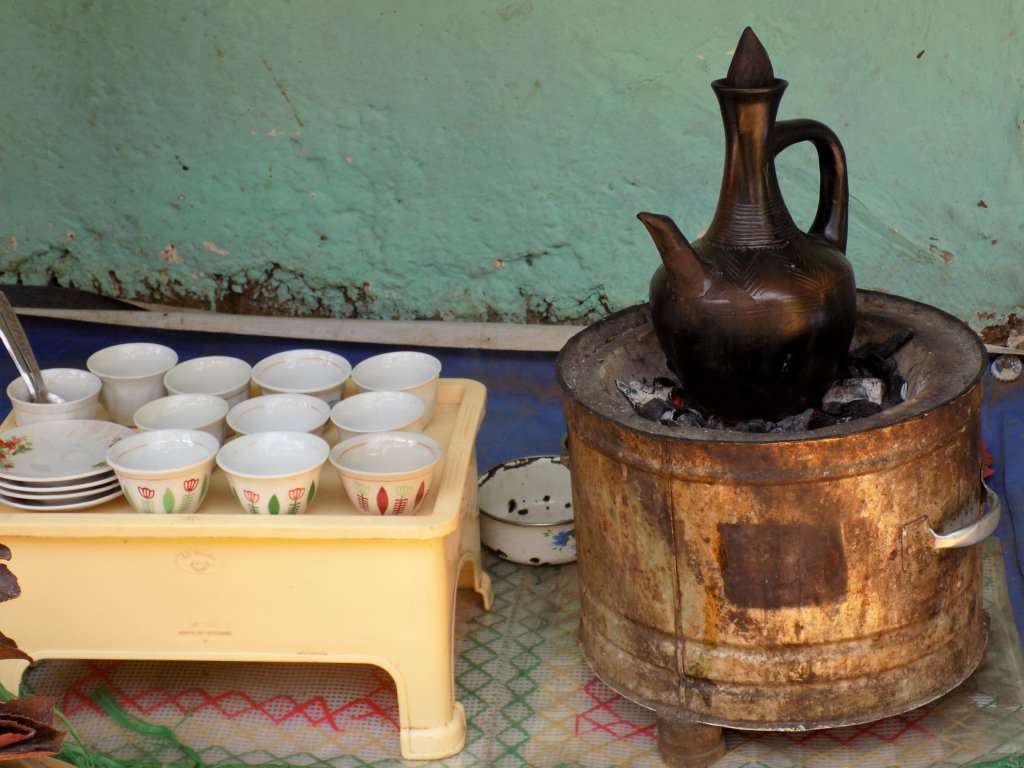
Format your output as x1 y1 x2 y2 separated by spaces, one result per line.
0 420 135 511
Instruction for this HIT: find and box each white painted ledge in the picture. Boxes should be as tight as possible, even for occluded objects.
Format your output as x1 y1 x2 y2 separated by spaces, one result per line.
13 304 587 353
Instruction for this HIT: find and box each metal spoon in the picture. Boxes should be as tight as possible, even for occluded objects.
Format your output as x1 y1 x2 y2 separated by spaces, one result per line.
0 291 64 404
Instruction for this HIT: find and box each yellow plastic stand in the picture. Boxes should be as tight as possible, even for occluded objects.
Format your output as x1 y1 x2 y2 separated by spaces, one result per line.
0 379 493 760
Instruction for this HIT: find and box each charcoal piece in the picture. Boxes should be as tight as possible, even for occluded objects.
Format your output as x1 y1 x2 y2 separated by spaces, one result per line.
624 326 908 432
872 327 914 359
881 368 907 408
677 408 708 428
777 408 815 432
836 400 883 420
638 398 673 421
668 410 707 429
809 410 839 429
850 327 914 364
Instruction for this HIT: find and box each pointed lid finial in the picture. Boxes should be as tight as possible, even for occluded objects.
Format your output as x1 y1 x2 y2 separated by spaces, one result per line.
725 27 775 87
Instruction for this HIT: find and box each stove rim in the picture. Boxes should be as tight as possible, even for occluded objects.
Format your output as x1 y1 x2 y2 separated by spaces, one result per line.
555 289 988 446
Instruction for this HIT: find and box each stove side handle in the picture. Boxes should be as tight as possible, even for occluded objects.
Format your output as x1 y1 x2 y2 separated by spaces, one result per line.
930 480 1001 550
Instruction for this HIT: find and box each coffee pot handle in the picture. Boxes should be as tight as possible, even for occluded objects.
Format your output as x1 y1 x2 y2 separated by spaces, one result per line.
773 119 849 253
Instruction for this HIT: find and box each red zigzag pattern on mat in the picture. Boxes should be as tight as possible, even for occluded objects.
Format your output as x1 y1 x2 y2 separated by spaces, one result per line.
57 661 401 732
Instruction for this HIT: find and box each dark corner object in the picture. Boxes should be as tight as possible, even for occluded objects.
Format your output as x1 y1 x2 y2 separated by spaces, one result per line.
0 285 144 311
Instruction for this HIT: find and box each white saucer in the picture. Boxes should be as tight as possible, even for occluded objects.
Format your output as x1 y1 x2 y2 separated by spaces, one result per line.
0 486 123 511
0 471 117 494
0 420 135 483
0 480 121 502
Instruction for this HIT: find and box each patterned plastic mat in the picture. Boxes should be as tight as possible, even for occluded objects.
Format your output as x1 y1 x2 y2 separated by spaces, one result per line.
18 541 1024 768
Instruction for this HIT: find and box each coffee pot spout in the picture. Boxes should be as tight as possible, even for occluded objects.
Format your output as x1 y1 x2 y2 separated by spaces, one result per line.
637 212 706 299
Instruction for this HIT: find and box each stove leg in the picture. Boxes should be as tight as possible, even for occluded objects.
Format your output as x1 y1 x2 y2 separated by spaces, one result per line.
655 714 726 768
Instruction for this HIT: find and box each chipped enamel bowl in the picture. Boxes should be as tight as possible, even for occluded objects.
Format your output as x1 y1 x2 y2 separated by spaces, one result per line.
164 356 253 408
330 431 443 516
106 428 219 514
216 430 330 515
478 455 576 565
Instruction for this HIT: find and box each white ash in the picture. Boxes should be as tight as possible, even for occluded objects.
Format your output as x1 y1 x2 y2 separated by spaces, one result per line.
822 378 884 408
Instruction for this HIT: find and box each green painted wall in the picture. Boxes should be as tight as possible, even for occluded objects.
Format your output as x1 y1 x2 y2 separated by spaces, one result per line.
0 1 1020 328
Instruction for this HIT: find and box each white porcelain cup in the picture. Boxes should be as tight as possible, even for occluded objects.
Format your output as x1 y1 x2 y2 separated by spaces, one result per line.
226 394 331 436
164 356 252 408
329 389 426 443
251 349 351 405
86 342 179 425
133 393 230 445
330 430 443 516
6 368 102 425
106 428 220 514
350 352 442 427
216 430 330 515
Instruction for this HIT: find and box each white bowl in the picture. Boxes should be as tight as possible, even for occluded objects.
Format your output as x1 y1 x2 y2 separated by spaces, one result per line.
478 455 575 565
133 394 229 445
351 351 442 427
6 368 102 425
216 431 330 515
330 431 443 516
251 349 351 404
329 390 426 443
164 356 253 407
86 342 179 425
106 428 219 514
226 394 331 436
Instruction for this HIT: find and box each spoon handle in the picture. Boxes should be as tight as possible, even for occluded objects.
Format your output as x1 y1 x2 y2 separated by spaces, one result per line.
0 291 49 403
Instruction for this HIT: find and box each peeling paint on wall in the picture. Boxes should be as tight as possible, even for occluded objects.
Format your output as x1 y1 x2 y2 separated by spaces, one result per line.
0 2 1021 328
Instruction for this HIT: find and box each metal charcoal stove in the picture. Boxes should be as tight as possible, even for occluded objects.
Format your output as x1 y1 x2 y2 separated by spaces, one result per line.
555 290 999 768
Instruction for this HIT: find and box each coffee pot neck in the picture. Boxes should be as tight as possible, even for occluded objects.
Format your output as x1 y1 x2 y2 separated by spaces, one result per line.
704 80 800 249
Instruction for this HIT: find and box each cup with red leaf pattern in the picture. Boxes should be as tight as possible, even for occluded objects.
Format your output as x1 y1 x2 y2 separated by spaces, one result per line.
330 431 443 516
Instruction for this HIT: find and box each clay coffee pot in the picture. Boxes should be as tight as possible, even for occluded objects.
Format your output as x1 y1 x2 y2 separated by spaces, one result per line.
639 27 856 422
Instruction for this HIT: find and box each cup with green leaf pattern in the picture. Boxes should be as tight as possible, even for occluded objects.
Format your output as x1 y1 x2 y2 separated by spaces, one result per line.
216 430 329 515
106 428 219 514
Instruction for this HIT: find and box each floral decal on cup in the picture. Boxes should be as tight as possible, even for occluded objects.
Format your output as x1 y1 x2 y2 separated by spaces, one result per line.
390 485 414 515
243 489 260 514
137 485 156 514
177 476 202 513
125 477 209 514
287 486 305 515
355 482 371 513
351 481 427 515
232 483 314 515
